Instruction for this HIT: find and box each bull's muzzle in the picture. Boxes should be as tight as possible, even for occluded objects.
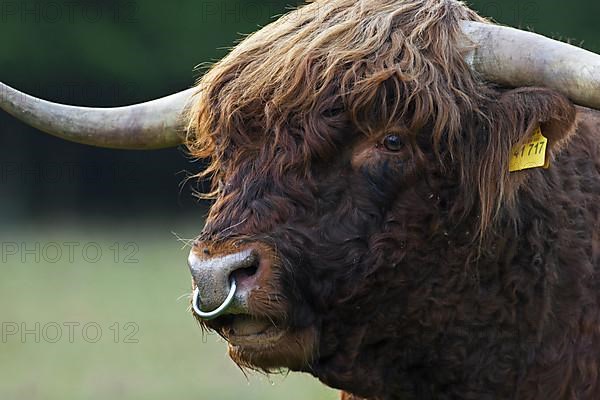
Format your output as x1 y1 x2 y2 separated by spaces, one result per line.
188 248 260 320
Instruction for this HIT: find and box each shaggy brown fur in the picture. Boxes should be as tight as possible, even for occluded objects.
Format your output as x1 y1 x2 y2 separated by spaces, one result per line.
186 0 600 399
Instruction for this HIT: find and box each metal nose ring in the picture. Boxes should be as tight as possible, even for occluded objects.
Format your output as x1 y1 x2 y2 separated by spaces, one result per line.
192 279 237 320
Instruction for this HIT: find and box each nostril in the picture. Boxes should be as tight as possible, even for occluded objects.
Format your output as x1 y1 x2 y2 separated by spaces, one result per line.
230 256 260 287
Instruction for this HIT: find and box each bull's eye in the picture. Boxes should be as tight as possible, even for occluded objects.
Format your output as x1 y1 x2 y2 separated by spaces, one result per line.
383 134 404 152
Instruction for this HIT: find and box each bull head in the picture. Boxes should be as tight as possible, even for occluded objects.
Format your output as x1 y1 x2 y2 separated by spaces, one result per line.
2 1 600 398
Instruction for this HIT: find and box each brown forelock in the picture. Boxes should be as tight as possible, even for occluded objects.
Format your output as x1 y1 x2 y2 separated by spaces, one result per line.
185 0 508 234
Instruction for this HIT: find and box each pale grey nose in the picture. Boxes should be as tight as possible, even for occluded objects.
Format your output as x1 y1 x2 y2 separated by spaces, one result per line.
188 249 259 314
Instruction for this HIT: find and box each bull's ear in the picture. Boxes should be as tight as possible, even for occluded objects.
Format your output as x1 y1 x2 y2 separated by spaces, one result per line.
495 87 578 161
460 87 577 236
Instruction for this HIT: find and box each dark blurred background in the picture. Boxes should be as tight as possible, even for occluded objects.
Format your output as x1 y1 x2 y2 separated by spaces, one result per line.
0 0 598 225
0 1 598 399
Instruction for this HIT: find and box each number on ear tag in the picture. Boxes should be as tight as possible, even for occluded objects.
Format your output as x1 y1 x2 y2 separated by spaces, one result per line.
509 127 549 172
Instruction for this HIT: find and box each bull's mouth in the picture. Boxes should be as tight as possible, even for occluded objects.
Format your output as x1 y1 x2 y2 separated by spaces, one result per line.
219 315 285 347
204 314 317 371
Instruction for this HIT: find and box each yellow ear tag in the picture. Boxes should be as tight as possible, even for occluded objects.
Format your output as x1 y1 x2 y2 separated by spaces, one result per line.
509 127 549 172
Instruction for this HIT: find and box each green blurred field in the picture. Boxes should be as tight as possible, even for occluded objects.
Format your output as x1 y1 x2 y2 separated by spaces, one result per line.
0 222 337 400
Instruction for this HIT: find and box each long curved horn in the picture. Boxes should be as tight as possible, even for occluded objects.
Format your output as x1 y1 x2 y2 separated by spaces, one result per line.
0 81 194 149
462 21 600 110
